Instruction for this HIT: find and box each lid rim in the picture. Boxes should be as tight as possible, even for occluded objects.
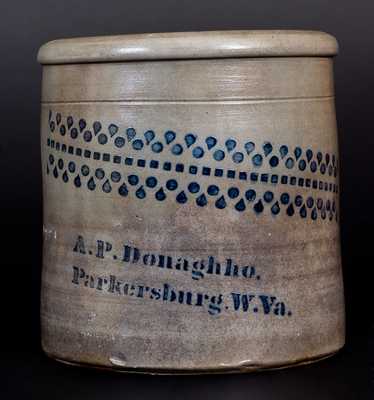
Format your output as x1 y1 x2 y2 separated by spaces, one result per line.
38 30 339 65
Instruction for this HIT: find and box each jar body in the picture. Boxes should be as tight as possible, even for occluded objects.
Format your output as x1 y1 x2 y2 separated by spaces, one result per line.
40 56 344 373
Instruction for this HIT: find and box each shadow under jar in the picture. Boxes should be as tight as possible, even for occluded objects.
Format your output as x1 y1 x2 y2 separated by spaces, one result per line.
38 30 345 374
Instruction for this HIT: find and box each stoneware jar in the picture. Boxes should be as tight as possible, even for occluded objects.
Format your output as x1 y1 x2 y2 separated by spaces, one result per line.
38 30 345 373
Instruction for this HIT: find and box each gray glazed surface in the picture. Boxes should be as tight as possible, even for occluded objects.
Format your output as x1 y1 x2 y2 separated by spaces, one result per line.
39 31 345 373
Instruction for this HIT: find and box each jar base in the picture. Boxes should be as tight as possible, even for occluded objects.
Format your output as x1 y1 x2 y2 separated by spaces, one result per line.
44 348 342 375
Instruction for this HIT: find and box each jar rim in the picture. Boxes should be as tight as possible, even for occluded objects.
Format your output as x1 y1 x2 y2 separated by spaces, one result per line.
37 30 338 65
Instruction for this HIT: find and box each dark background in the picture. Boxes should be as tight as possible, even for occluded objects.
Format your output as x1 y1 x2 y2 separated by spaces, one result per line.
1 0 373 398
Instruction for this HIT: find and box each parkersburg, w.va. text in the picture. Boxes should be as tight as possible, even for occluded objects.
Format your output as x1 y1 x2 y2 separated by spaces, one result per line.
72 266 292 317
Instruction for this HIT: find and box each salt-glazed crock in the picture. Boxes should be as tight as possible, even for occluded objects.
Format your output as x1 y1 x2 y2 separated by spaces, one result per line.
38 30 345 374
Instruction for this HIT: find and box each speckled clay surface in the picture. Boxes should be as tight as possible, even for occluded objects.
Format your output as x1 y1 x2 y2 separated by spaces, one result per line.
38 30 345 373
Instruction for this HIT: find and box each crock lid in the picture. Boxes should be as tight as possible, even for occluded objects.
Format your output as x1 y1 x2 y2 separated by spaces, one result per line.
38 30 338 65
